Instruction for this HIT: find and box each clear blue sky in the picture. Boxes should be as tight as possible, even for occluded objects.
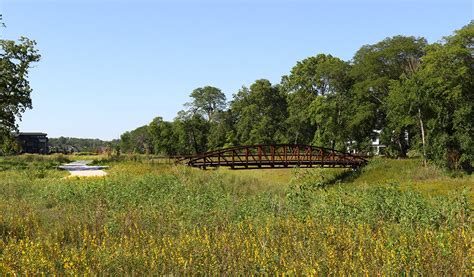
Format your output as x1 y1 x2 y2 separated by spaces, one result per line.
1 0 472 140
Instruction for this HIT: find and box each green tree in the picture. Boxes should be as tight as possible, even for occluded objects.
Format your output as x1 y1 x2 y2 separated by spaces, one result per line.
119 126 152 154
0 135 20 155
119 132 132 153
148 117 178 155
386 57 425 161
231 80 288 145
174 110 210 154
0 16 41 147
207 110 236 149
282 54 351 144
309 89 353 151
388 22 473 171
350 36 427 155
282 54 352 147
187 86 226 122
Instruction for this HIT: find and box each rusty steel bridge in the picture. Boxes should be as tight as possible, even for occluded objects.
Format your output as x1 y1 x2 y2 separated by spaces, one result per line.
177 144 368 169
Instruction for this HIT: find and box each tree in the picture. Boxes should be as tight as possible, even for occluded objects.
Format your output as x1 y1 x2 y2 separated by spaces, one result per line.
187 86 226 122
0 16 41 147
231 80 288 145
350 36 427 155
0 135 20 155
282 54 353 147
282 54 351 144
207 110 236 149
148 117 178 155
119 132 132 153
309 87 353 151
388 22 473 171
174 110 210 154
119 126 152 154
386 57 426 162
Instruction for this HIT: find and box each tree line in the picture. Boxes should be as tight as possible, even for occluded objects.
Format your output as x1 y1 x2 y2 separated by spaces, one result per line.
48 137 118 154
0 15 471 171
120 22 473 172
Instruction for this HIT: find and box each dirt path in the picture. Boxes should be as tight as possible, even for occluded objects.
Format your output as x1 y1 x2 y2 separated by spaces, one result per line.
59 160 108 177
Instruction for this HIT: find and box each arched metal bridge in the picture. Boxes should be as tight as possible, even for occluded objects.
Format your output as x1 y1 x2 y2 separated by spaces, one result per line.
178 144 368 169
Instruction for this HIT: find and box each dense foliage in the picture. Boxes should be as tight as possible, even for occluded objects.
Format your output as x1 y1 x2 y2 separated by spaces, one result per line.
120 22 473 172
0 15 41 154
48 137 118 154
0 156 471 274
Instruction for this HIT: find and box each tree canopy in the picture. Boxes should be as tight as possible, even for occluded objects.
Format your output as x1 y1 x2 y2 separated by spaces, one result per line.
0 16 41 153
187 86 227 122
388 22 473 170
115 21 473 172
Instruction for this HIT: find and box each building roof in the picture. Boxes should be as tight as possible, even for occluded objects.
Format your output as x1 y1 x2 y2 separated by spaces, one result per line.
14 132 48 136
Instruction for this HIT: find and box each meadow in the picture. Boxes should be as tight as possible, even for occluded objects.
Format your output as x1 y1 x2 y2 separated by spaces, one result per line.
0 154 472 275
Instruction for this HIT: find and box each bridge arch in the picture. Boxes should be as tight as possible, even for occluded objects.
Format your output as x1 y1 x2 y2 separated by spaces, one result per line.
179 144 367 169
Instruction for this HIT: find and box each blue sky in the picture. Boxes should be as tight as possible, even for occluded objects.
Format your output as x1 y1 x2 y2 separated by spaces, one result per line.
1 0 472 140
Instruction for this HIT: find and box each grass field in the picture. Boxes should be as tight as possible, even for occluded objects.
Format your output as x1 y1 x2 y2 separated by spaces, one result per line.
0 155 472 274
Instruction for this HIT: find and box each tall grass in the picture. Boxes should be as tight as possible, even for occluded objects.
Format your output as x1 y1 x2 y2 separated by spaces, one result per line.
0 156 472 274
0 154 70 171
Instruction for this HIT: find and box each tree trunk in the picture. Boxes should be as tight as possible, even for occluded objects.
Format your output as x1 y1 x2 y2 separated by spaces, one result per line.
190 128 199 154
418 108 427 167
398 139 405 158
398 131 407 158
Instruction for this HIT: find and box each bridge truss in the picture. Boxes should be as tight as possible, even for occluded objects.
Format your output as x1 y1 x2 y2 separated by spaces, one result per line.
178 144 368 169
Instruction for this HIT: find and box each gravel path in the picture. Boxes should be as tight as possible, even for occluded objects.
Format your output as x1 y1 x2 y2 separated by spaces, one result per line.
59 160 108 177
